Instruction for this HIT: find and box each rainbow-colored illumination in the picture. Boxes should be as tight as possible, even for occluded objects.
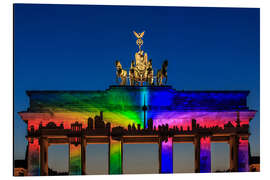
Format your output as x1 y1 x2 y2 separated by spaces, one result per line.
27 138 40 176
69 144 82 175
23 87 254 131
200 137 211 173
19 86 256 175
238 139 249 172
160 137 173 173
109 138 122 174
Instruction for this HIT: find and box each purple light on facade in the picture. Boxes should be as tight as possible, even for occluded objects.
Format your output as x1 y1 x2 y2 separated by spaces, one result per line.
160 137 173 173
200 137 211 173
238 139 249 172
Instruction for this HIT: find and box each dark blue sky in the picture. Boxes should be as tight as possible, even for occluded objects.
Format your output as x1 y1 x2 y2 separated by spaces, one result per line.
14 4 260 173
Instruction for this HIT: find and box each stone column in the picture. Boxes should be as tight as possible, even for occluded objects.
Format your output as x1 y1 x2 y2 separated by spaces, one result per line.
194 136 200 173
238 136 249 172
159 137 173 173
229 135 238 172
69 140 82 175
81 136 87 175
109 137 123 174
200 137 211 172
194 136 211 173
27 138 40 176
40 136 49 176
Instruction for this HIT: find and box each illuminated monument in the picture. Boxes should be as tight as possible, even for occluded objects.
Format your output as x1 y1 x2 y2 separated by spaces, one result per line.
19 31 256 175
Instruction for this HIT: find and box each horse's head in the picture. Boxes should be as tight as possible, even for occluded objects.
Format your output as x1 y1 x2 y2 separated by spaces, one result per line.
115 60 123 75
163 60 168 68
115 60 122 69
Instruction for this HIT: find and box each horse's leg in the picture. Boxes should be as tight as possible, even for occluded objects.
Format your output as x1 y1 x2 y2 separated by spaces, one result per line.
131 77 134 86
116 74 119 84
151 71 154 86
120 77 123 85
129 76 132 86
165 75 167 85
149 74 154 86
156 72 159 86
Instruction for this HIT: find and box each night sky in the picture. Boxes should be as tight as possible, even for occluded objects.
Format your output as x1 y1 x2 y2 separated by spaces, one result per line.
14 4 260 173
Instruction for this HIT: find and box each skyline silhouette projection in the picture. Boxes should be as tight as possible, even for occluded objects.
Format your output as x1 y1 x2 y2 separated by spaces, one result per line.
14 4 259 175
19 86 255 175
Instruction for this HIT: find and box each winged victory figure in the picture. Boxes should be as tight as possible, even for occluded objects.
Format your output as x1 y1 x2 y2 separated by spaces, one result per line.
133 31 145 39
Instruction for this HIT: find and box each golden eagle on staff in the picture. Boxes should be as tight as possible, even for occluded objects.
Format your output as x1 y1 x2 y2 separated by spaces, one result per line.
133 31 145 39
133 31 145 50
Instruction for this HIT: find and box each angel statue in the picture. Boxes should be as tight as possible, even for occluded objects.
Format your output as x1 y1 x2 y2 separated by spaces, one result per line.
133 50 148 85
135 50 148 71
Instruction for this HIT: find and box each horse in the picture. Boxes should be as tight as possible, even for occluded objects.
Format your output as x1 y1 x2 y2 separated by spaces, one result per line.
147 59 154 86
115 60 127 85
156 60 168 86
129 60 135 86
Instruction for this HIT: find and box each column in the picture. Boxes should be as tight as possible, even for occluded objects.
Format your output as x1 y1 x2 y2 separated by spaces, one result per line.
194 136 200 173
238 136 249 172
81 136 87 175
159 137 173 173
229 135 238 172
109 137 122 174
200 137 211 172
194 136 211 173
40 136 48 176
27 138 40 176
69 140 82 175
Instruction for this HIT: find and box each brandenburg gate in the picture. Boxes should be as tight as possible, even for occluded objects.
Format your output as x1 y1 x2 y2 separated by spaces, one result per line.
18 31 256 175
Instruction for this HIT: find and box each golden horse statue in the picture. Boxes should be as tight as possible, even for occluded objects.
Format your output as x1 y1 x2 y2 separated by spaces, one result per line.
156 60 168 86
115 60 127 85
146 59 154 85
129 60 135 86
